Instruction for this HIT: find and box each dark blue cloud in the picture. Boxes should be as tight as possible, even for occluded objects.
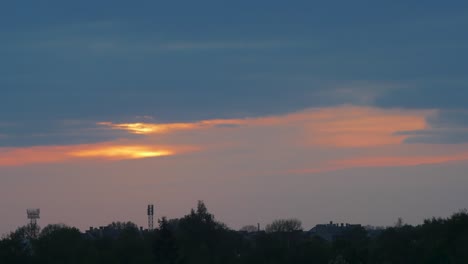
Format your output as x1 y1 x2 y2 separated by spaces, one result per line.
1 1 468 146
399 110 468 144
0 120 134 147
427 110 468 128
402 130 468 144
375 81 468 110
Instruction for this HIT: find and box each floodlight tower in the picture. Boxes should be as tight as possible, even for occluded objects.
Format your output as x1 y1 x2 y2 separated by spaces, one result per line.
27 208 40 237
27 208 40 225
147 204 154 230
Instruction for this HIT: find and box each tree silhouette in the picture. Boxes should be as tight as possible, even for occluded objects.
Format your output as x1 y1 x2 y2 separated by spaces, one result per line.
265 218 302 233
240 225 258 233
1 204 468 264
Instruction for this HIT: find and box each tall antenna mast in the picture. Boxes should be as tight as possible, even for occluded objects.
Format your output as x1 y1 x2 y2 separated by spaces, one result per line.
147 204 154 230
27 208 40 238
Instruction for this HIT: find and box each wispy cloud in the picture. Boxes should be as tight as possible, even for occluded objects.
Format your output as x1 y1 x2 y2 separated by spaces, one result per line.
290 151 468 174
13 35 295 54
0 142 196 166
98 119 244 135
1 105 453 169
334 153 468 168
399 110 468 144
100 105 431 148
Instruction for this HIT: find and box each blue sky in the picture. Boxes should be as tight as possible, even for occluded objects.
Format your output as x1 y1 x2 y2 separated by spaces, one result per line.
1 1 468 233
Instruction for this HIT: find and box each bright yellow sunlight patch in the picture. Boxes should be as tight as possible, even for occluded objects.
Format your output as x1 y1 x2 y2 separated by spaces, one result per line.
98 119 244 135
98 122 198 134
69 146 174 159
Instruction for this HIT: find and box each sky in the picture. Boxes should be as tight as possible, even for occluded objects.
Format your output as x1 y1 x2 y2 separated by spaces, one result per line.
1 1 468 235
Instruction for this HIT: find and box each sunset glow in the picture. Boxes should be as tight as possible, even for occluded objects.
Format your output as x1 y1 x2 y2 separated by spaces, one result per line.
69 146 174 159
3 1 468 239
305 107 429 147
332 152 468 169
0 144 181 166
0 106 437 167
98 122 199 134
99 119 245 135
290 150 468 175
99 106 432 148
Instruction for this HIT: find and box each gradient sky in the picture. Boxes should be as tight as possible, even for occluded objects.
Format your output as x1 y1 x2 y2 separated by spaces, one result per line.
1 1 468 235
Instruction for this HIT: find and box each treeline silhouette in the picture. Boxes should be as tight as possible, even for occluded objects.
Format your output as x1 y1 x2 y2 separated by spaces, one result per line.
1 201 468 264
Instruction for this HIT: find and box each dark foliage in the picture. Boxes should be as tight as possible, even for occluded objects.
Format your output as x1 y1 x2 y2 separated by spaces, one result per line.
1 203 467 264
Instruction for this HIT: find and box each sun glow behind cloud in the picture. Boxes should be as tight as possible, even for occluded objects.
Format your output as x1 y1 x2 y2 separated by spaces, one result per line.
0 105 454 170
97 122 195 134
99 106 431 148
304 107 429 147
98 119 245 135
69 145 174 159
0 144 182 166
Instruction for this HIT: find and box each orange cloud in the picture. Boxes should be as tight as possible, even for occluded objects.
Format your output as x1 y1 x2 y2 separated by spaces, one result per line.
0 143 192 167
98 119 245 135
69 145 174 159
290 152 468 174
304 107 429 147
1 106 437 167
98 122 196 134
100 106 432 148
333 153 468 169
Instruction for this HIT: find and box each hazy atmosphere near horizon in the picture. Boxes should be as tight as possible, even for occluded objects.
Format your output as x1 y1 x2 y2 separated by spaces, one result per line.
1 1 468 235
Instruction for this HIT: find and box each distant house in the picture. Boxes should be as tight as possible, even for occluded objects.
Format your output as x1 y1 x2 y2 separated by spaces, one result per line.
308 221 361 241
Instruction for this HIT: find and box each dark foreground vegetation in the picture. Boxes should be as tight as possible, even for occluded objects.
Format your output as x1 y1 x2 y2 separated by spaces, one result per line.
1 201 468 264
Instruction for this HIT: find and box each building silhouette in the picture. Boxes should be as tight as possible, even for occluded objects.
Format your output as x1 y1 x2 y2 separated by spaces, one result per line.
308 221 361 241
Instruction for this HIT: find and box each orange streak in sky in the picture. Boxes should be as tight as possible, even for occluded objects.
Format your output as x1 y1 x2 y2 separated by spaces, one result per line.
1 106 436 167
333 153 468 168
100 106 432 148
304 107 429 147
0 143 185 166
69 146 174 159
98 119 245 135
290 152 468 174
97 122 198 134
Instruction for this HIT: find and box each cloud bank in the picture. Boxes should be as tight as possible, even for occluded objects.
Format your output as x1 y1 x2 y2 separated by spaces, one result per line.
4 105 467 174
